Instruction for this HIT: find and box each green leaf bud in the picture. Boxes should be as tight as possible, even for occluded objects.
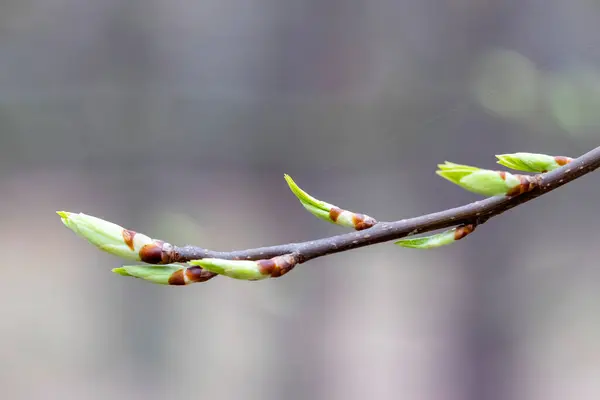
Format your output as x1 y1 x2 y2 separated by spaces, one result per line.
496 152 573 173
395 224 475 249
284 174 377 230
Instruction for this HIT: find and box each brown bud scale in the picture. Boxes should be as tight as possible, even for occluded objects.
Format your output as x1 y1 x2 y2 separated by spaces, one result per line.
454 224 475 240
185 266 216 283
122 229 136 251
555 156 573 166
506 175 537 197
138 241 175 264
257 259 276 276
353 214 377 231
329 207 342 222
168 269 186 285
139 240 165 264
256 254 298 278
270 254 297 278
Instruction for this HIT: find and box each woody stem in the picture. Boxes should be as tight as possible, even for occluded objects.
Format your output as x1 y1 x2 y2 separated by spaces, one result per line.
164 145 600 265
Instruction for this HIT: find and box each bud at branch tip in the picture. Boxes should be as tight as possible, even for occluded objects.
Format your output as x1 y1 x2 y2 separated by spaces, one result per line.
57 211 174 264
284 174 377 230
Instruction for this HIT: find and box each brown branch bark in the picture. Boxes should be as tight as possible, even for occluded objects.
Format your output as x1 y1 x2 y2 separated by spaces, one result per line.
164 145 600 270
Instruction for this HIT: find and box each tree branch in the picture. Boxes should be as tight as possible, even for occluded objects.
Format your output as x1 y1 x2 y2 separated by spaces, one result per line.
168 145 600 267
58 146 600 284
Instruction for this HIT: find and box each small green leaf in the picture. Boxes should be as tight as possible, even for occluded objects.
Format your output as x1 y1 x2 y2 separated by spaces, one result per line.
284 174 377 230
436 162 525 196
284 174 332 212
111 267 132 277
301 203 334 223
395 229 456 249
496 152 571 173
113 264 184 285
436 169 477 185
57 211 154 261
437 161 480 172
436 162 481 186
459 170 521 196
495 154 534 172
395 224 475 249
190 258 269 281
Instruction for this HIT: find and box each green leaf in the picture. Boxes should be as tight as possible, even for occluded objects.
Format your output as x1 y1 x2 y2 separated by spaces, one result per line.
395 229 456 249
436 162 524 197
112 264 184 285
496 153 561 173
437 161 481 171
436 162 481 186
284 174 332 212
459 170 521 196
436 169 477 185
57 211 154 261
284 174 377 230
395 225 475 249
301 203 334 223
190 258 269 281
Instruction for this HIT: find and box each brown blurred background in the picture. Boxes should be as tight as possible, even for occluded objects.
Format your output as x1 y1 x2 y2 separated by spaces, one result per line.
1 1 600 399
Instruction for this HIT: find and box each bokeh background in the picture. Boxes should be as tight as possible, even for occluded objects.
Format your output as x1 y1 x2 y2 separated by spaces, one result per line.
2 1 600 399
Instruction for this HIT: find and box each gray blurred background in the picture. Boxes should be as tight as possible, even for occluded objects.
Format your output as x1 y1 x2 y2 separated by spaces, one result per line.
1 1 600 399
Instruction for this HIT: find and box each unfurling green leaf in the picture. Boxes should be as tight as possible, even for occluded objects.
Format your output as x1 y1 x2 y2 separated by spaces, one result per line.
459 170 521 196
395 224 475 249
58 211 153 260
437 162 481 172
284 174 333 214
284 174 377 230
395 230 455 249
436 162 535 197
113 264 184 285
58 211 171 264
496 152 573 173
190 254 297 281
190 259 269 280
113 263 216 285
435 162 482 186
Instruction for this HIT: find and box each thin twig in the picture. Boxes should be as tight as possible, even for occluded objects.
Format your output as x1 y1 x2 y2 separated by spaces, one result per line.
163 145 600 268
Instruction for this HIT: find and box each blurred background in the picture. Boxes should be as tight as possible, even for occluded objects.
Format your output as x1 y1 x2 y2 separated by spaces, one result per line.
1 1 600 399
